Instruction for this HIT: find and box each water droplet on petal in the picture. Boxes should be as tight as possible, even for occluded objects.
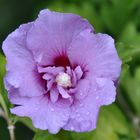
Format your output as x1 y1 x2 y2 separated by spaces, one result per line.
51 108 54 112
36 102 39 105
70 126 74 131
96 78 106 88
77 113 80 117
75 110 78 113
79 120 91 132
79 103 83 107
86 112 90 115
96 96 99 100
66 113 69 117
35 107 39 111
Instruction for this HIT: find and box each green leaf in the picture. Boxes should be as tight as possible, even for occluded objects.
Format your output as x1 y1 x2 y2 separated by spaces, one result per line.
0 53 9 117
120 67 140 117
100 0 140 37
116 42 140 64
0 53 6 77
15 116 37 132
33 130 60 140
0 53 6 94
70 105 136 140
120 22 140 46
91 105 136 140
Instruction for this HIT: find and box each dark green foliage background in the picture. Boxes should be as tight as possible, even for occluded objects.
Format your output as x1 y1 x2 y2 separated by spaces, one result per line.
0 0 140 140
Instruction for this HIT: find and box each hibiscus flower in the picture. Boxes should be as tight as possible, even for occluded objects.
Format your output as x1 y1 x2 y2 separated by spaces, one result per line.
2 9 121 134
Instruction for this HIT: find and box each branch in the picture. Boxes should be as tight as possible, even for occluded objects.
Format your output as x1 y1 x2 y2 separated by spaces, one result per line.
0 106 15 140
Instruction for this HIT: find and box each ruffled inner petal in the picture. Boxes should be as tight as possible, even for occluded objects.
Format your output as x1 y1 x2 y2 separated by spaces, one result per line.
50 86 59 103
42 73 53 80
47 79 54 91
74 66 83 80
57 85 71 99
71 70 77 87
38 66 64 75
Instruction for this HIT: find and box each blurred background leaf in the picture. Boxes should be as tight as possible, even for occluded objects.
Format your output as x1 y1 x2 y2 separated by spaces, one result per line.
120 67 140 117
117 43 140 64
16 117 37 132
0 53 6 95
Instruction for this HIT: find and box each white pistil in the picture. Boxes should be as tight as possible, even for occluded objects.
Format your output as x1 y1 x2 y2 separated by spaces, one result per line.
56 72 72 88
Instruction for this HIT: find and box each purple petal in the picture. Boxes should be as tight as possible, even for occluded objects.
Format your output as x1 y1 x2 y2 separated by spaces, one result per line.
38 66 64 75
95 78 116 105
47 79 54 91
74 66 83 80
26 9 93 65
2 23 44 97
66 66 72 76
50 86 59 103
8 87 30 105
11 95 70 134
74 79 90 100
42 73 53 80
71 70 77 87
63 92 100 132
64 77 117 132
57 85 71 99
55 97 73 108
68 29 121 82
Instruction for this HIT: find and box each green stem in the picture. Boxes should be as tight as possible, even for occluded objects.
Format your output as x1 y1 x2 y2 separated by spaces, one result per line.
0 92 15 140
0 92 9 118
8 124 15 140
0 107 15 140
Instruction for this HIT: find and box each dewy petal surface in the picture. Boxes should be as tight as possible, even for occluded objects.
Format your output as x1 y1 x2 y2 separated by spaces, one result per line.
2 23 44 97
64 91 100 132
11 95 70 134
26 9 93 65
64 77 116 132
95 78 116 105
74 79 90 100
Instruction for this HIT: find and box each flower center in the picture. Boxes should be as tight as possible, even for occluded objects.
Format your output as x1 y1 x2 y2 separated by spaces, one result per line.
55 72 72 88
